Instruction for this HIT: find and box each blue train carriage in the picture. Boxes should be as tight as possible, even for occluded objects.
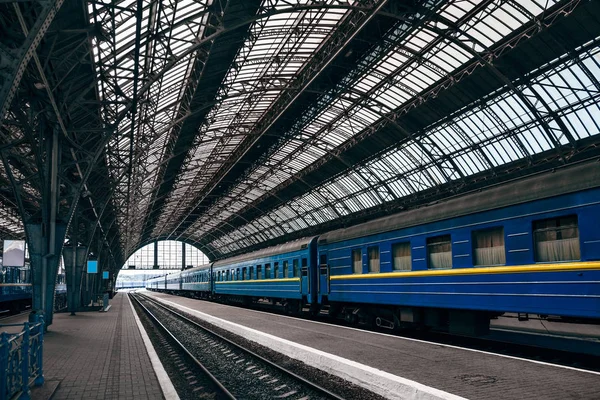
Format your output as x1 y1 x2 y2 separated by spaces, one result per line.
180 264 212 299
317 161 600 335
212 237 318 313
145 273 167 291
0 265 32 314
165 270 183 293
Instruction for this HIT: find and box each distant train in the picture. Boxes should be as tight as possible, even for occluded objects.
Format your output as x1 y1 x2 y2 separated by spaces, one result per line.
0 265 31 315
146 162 600 335
0 265 67 315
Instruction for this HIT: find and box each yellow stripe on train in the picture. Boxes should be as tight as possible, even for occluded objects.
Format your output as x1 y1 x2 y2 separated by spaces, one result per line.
330 261 600 280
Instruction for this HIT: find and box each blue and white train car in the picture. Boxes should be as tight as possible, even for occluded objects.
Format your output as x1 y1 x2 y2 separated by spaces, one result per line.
181 264 212 298
212 238 318 311
317 162 600 334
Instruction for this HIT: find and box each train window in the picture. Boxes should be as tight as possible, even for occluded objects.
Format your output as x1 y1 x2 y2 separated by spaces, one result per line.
392 242 411 271
249 266 254 280
242 268 247 280
265 263 271 279
367 247 380 273
352 249 362 274
533 215 580 262
274 262 279 279
293 259 299 277
257 265 262 279
283 261 289 278
473 227 506 266
427 235 452 269
301 258 308 276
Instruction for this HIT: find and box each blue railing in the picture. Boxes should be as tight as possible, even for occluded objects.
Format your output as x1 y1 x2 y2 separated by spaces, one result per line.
0 317 44 400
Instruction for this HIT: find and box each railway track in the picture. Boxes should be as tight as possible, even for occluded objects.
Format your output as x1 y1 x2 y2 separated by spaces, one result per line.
173 294 600 372
131 292 345 400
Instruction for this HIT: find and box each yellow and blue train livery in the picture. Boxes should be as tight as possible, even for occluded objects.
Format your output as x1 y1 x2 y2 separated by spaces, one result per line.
317 162 600 333
212 238 317 312
181 264 212 298
146 161 600 334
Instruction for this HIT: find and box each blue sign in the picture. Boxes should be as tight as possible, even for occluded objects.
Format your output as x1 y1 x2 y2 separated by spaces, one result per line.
102 271 109 279
87 260 98 273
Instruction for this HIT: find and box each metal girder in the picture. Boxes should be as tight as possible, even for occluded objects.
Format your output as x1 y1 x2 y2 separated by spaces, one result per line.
166 0 389 241
197 0 600 257
0 0 65 121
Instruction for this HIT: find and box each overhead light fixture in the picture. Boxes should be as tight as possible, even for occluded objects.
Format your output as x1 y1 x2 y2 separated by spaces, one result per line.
34 82 45 90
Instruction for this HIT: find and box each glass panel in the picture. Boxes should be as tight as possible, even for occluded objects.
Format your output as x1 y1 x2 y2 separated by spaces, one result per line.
392 242 411 271
283 261 289 278
368 247 380 273
473 227 505 266
352 249 362 274
428 235 452 269
293 259 299 277
534 215 580 262
274 262 279 279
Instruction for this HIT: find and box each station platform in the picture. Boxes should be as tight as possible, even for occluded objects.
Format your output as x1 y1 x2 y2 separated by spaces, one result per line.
1 293 167 400
144 290 600 400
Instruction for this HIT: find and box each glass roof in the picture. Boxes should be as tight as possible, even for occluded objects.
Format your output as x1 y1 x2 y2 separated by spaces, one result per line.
199 1 600 255
88 0 213 253
151 1 355 239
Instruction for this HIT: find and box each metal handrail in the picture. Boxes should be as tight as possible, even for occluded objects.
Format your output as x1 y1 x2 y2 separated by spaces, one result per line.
0 316 44 400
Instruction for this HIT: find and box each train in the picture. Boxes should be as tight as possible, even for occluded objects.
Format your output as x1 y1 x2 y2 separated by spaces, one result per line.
146 162 600 335
0 265 32 315
0 264 67 315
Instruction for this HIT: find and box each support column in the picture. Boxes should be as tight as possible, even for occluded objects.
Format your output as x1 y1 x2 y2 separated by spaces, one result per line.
153 240 159 269
63 246 87 315
26 223 67 327
182 242 186 271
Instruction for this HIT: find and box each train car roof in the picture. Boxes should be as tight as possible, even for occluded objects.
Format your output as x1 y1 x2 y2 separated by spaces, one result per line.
319 160 600 245
181 264 211 275
213 237 315 268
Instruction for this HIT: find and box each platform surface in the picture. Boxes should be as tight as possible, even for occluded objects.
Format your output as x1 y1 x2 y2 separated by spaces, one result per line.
146 291 600 400
38 293 164 400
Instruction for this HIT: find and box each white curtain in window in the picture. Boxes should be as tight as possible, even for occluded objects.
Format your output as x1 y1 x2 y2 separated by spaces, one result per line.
368 247 380 273
353 250 362 274
392 243 411 271
536 238 580 262
474 246 505 266
429 252 452 269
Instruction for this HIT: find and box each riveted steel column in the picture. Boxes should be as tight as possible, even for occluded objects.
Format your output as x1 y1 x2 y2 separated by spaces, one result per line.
26 223 66 327
153 240 159 269
63 246 87 314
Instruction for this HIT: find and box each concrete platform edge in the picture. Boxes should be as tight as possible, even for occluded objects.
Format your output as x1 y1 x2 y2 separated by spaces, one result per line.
128 294 179 400
153 294 466 400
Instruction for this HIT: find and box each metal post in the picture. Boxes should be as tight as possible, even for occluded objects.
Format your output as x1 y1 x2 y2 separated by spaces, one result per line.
0 332 9 399
21 323 30 400
34 315 44 386
182 242 186 270
153 241 158 269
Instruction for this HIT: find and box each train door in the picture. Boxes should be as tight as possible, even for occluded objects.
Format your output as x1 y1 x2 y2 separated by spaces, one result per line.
301 257 310 301
318 252 329 303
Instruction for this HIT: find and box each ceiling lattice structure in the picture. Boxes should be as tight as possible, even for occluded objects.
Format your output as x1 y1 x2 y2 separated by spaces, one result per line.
1 0 600 269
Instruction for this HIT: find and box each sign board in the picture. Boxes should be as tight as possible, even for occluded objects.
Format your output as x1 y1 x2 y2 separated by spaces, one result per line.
87 260 98 273
2 240 25 267
102 271 109 279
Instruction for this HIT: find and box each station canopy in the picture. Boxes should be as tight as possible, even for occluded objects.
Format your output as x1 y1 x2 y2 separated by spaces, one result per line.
1 0 599 266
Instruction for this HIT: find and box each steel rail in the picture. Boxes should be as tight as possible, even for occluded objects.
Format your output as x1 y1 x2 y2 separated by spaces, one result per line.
130 293 236 400
134 292 345 400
